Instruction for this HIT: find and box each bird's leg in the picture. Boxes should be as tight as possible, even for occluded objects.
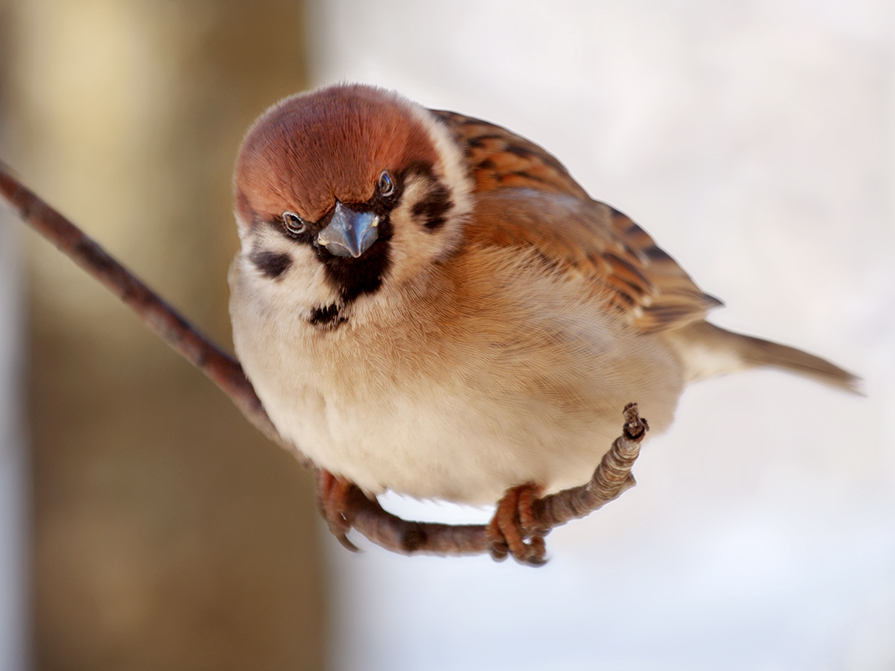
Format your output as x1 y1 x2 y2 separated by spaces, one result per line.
486 483 547 566
315 469 359 551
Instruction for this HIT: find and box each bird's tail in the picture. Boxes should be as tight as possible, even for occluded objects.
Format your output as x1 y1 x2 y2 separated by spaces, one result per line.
663 321 860 392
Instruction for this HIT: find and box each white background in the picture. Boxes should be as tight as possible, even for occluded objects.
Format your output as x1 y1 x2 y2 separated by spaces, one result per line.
308 1 895 670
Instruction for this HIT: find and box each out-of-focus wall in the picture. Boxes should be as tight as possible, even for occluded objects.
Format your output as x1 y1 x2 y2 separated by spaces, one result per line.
4 2 327 669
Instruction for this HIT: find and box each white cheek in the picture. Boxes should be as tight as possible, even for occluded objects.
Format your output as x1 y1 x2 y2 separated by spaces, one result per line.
387 179 462 288
279 252 337 308
387 207 428 287
404 101 473 221
234 210 251 242
238 227 340 312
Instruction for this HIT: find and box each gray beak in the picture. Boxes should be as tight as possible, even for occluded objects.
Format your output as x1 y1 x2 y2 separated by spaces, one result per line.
316 202 380 258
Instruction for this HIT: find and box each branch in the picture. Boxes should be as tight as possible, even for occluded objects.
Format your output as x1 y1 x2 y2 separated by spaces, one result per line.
0 161 646 563
0 163 281 446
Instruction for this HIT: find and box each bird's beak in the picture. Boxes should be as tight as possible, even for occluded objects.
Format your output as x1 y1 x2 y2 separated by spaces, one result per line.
316 202 380 258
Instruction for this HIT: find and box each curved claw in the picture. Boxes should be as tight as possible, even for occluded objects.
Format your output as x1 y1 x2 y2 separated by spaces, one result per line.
315 469 360 552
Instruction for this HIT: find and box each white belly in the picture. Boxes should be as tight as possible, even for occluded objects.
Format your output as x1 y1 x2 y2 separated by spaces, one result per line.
233 304 683 505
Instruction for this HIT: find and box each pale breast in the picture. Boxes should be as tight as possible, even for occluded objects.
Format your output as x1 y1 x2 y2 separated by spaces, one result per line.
232 244 685 504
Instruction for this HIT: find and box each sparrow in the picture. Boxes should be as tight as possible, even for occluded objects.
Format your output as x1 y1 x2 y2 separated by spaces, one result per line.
229 83 856 563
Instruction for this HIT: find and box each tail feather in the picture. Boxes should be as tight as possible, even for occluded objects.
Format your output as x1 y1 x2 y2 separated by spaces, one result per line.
664 321 860 393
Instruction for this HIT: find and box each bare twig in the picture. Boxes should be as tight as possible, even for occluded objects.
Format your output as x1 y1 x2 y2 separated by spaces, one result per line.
0 161 646 563
0 162 282 447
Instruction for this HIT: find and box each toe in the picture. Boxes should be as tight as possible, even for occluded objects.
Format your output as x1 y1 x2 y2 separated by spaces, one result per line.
487 484 548 566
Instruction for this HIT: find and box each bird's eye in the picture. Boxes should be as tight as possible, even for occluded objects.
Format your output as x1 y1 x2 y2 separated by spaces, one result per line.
377 170 396 197
282 211 307 236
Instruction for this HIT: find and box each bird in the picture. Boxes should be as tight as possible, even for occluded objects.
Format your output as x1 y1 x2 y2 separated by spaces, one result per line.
228 83 857 563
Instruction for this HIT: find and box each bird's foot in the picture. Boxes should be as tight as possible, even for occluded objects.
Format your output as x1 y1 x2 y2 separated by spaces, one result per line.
315 469 359 551
486 483 548 566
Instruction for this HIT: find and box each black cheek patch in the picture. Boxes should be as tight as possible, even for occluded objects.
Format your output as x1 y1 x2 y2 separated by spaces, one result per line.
411 181 453 231
250 250 293 279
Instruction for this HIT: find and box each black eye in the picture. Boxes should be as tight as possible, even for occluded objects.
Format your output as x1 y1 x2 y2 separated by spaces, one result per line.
377 170 396 198
282 211 307 236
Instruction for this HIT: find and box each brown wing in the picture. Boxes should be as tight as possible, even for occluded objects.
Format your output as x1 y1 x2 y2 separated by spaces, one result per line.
460 179 722 334
434 109 722 333
433 110 591 200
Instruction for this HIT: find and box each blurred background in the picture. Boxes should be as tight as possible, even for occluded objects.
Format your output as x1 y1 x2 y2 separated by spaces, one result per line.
1 0 893 669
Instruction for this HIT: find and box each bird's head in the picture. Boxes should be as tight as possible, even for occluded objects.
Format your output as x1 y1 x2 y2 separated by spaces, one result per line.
232 84 472 326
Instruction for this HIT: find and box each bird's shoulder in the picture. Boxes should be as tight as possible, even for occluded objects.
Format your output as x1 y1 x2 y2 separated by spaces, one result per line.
432 109 591 199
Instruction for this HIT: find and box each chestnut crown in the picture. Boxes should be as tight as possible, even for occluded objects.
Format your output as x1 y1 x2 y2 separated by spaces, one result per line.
234 84 442 228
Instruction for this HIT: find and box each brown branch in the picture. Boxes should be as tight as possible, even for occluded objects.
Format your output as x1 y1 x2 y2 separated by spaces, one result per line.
0 161 646 563
0 163 282 447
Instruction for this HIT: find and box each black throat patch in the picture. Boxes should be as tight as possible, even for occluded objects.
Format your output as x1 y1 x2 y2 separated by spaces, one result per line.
316 208 394 307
